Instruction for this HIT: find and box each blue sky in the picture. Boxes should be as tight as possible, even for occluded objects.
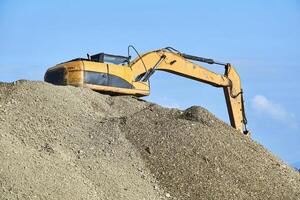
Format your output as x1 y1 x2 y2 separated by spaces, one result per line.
0 0 299 165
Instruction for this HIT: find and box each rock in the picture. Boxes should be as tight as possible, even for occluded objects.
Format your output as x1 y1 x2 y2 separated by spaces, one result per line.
145 147 152 154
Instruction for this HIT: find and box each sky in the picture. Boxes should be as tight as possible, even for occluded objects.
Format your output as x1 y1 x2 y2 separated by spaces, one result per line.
0 0 299 165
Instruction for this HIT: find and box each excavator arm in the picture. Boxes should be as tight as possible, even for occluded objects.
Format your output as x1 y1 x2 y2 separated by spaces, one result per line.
129 48 249 135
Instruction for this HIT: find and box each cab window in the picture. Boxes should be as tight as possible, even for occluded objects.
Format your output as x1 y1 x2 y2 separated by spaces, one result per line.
90 53 128 65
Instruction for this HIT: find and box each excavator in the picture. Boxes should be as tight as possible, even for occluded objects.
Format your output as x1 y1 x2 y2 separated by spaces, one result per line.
44 46 249 135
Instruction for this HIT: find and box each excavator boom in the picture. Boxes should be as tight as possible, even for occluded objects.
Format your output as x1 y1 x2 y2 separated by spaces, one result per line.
44 47 249 135
129 48 248 134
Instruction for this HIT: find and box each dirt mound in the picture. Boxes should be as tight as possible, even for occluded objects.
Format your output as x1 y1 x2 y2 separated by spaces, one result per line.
0 80 299 200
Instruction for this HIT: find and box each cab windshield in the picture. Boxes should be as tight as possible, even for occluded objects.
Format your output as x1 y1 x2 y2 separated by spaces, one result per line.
90 53 128 65
103 54 128 65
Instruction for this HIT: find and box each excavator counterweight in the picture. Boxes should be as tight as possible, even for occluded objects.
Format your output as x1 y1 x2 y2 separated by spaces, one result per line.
44 47 249 135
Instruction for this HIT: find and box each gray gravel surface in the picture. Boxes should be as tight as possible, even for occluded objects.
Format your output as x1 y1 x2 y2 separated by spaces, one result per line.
0 80 299 200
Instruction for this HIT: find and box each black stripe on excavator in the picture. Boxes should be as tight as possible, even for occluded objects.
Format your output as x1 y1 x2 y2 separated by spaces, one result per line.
44 68 67 85
84 71 134 89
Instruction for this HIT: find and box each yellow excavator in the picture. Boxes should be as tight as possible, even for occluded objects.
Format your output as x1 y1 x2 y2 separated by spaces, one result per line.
44 46 249 135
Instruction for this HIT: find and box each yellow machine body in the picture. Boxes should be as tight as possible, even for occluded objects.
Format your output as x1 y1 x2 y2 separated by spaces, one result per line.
45 59 150 96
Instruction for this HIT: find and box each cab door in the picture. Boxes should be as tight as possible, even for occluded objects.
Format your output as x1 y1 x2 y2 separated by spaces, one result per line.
83 62 109 86
106 63 133 89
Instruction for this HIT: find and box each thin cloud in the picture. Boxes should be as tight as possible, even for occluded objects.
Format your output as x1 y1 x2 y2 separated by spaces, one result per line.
252 95 298 129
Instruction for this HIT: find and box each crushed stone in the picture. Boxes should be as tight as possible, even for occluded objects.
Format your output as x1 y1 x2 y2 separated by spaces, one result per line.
0 80 299 200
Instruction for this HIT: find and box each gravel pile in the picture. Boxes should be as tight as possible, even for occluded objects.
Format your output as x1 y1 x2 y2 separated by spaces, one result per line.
0 80 299 200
